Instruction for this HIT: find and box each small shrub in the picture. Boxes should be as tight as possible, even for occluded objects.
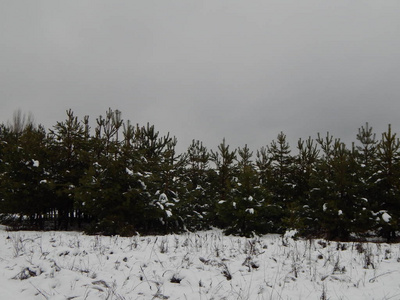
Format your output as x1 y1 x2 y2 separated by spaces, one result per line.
355 242 364 254
170 274 182 284
221 263 232 280
336 242 347 251
320 284 328 300
159 237 169 253
385 248 391 260
363 247 375 269
12 267 39 280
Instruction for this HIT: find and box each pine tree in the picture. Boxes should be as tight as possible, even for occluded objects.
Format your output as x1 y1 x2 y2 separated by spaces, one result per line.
210 138 237 229
48 109 90 229
128 123 183 233
157 136 185 232
229 145 267 236
0 123 52 229
255 146 272 188
77 109 132 235
292 137 320 236
4 108 400 240
255 146 276 232
266 132 294 233
314 133 358 239
373 125 400 240
353 123 378 235
179 140 212 231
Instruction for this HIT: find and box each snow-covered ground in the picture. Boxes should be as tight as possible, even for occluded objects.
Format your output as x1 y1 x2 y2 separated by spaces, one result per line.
0 228 399 300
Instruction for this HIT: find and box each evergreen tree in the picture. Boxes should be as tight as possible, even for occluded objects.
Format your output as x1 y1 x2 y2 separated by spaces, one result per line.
157 136 185 232
266 132 294 233
77 109 132 235
48 109 90 229
129 123 183 233
229 145 267 236
210 139 237 229
373 125 400 240
0 124 52 229
179 140 212 231
314 133 358 239
255 146 272 188
3 108 400 240
353 123 379 235
292 137 320 235
255 146 277 232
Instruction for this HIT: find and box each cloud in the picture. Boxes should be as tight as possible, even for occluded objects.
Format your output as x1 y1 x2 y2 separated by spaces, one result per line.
1 0 400 153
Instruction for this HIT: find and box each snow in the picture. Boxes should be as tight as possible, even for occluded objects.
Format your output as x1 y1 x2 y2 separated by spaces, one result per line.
283 229 298 239
125 167 133 176
245 208 254 214
159 193 168 203
138 180 147 189
338 210 343 216
382 212 392 223
32 159 39 167
0 228 400 299
323 203 328 211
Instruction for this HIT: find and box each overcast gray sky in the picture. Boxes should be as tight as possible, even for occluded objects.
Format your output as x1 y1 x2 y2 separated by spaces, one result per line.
1 0 400 153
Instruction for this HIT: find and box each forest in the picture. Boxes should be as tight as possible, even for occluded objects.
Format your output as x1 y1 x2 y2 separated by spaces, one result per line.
1 108 399 241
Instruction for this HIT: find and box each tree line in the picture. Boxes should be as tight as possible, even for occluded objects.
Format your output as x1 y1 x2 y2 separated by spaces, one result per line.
1 109 399 240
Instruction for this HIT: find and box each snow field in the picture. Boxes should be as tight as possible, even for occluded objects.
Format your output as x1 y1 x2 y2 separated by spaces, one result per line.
0 230 400 299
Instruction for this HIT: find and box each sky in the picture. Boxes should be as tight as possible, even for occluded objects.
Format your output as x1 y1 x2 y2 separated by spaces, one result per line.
1 0 400 153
